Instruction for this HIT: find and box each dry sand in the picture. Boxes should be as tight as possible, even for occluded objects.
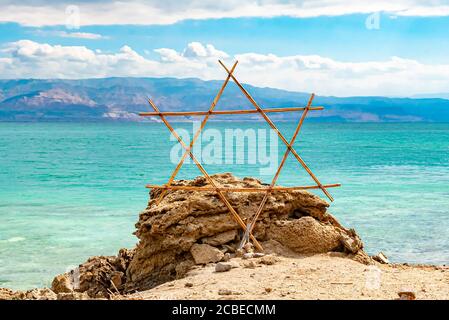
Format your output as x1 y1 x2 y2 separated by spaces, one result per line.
128 253 449 300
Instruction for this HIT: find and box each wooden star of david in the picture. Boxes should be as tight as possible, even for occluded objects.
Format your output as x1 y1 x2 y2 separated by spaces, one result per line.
139 60 340 251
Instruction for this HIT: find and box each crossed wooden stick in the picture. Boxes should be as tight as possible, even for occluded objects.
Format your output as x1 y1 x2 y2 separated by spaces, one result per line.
139 60 340 251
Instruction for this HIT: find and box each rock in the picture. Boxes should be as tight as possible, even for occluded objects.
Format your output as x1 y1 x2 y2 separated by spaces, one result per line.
17 288 57 300
202 230 237 246
373 252 389 264
218 289 240 296
259 255 279 265
351 250 374 265
340 232 363 254
222 253 231 262
42 173 367 295
242 253 254 259
267 217 342 254
190 244 224 265
52 247 134 299
110 271 124 289
0 288 17 300
223 244 236 253
243 261 257 269
51 274 73 293
215 262 232 273
184 282 193 288
265 287 272 293
398 291 416 300
243 242 254 253
57 292 90 300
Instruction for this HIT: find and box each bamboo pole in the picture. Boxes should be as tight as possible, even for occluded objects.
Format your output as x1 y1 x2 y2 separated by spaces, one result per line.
139 106 324 117
240 93 315 248
218 60 334 202
154 61 239 205
147 98 263 251
145 183 341 192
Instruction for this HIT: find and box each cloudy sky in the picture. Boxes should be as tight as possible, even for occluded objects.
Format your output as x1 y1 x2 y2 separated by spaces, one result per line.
1 0 449 96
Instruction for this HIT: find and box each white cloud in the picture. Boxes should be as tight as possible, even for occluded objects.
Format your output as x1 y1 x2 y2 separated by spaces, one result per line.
54 31 106 40
2 39 449 97
1 1 449 26
34 30 106 40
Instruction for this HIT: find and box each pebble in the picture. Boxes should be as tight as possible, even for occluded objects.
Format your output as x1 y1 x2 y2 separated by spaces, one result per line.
243 261 257 269
215 262 232 273
259 255 278 265
398 291 416 300
243 243 254 253
218 289 241 296
242 253 254 260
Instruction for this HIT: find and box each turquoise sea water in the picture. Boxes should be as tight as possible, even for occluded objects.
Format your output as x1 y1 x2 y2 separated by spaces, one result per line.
1 122 449 290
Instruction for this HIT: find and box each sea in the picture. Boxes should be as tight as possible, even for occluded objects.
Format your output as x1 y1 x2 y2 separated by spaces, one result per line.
1 122 448 290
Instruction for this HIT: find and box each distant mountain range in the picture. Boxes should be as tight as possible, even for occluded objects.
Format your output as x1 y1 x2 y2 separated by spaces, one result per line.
1 78 449 122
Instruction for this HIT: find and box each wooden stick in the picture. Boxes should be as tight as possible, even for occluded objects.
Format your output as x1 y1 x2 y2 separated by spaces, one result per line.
147 98 263 251
154 61 239 205
146 184 341 192
139 106 324 117
244 93 316 244
218 60 334 202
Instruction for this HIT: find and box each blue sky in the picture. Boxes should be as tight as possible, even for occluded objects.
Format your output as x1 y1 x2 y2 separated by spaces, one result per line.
1 1 449 96
3 14 449 63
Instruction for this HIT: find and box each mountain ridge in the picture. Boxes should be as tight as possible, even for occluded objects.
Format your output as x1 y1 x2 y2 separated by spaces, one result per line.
1 77 449 122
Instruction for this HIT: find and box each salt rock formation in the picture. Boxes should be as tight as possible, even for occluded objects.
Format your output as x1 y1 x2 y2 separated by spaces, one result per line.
124 173 367 292
50 173 368 298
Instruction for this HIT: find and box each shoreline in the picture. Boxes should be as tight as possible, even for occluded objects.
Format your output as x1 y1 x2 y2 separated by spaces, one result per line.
2 252 448 300
127 253 449 300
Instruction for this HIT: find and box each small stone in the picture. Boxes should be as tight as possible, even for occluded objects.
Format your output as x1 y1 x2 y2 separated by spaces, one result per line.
218 289 241 296
372 252 389 264
265 287 272 293
259 255 279 265
215 262 232 273
185 282 193 288
253 253 265 258
190 244 224 265
222 253 231 262
243 242 254 253
51 274 73 294
242 253 254 260
340 234 363 254
398 291 416 300
218 289 232 295
243 260 256 269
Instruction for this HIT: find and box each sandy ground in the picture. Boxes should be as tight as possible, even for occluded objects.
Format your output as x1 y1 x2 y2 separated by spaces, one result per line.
127 253 449 300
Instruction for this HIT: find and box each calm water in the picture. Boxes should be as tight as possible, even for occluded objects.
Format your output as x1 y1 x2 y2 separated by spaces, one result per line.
1 122 449 290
